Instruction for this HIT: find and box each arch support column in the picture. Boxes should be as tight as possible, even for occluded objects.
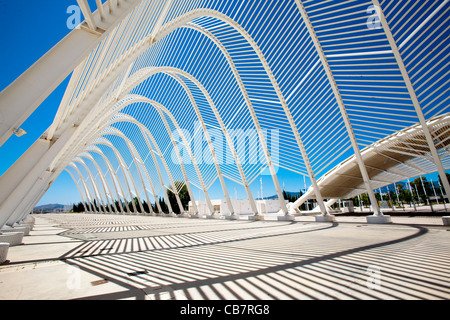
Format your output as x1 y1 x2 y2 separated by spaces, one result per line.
153 104 206 217
295 0 384 223
65 169 89 213
372 0 450 209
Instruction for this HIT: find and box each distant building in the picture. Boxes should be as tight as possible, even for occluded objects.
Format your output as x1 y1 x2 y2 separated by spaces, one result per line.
188 199 285 216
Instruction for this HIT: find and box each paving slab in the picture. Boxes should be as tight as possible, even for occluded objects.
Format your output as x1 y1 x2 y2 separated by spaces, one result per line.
0 213 449 300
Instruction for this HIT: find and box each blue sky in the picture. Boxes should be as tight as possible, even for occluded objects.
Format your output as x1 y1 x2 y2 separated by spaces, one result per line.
0 1 78 205
0 1 446 207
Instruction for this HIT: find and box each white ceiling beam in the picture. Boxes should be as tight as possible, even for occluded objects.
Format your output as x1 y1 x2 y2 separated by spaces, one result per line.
76 0 97 31
372 0 450 199
0 0 144 147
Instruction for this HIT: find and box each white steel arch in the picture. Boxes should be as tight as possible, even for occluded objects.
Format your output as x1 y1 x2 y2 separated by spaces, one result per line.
68 163 98 213
85 145 132 214
70 99 198 216
100 105 200 215
73 157 109 213
99 127 153 215
87 137 139 213
64 169 89 213
104 115 178 215
60 97 187 215
94 135 144 214
78 152 119 213
83 114 173 215
100 123 176 215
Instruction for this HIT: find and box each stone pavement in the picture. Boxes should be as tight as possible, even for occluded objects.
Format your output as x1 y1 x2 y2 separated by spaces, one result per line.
0 213 449 300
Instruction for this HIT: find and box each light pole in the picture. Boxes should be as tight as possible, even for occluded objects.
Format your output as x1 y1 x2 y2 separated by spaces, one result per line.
438 180 448 212
414 184 421 206
420 177 433 212
386 186 394 211
431 179 439 205
260 177 263 201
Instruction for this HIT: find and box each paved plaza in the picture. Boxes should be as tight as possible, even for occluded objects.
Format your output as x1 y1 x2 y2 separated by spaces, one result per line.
0 213 449 300
1 1 449 307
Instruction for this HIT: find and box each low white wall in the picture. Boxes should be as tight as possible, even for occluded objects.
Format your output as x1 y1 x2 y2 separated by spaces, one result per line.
189 199 286 215
0 243 8 264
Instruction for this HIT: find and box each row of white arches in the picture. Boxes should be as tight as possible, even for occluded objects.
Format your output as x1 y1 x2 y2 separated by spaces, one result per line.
1 0 448 228
55 4 449 219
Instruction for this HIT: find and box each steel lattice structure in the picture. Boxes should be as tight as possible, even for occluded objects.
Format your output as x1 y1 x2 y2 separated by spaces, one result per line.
0 0 449 227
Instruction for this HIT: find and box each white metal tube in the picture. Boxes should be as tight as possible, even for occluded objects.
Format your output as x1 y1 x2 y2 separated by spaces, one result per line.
65 169 89 212
372 0 450 204
296 0 382 216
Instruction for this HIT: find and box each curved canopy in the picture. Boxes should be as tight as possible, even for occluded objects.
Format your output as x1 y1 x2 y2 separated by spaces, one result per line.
294 113 450 209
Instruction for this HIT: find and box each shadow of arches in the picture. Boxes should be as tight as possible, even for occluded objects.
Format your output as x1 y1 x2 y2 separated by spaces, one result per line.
58 221 338 259
66 225 444 300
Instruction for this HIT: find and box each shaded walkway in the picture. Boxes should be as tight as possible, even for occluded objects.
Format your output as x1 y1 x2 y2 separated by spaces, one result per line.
0 214 449 300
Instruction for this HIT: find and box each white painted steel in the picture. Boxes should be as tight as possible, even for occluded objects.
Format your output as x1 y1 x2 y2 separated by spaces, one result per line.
0 1 448 227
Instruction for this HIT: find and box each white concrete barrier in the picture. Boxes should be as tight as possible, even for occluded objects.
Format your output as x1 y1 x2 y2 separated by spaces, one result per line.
315 215 336 222
248 215 264 221
0 232 24 246
23 215 35 223
21 220 34 226
15 222 33 231
225 215 239 220
0 243 9 264
367 215 392 224
278 215 296 221
1 225 31 236
19 222 33 231
443 216 450 226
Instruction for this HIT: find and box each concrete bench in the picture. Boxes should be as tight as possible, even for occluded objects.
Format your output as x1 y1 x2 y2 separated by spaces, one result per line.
443 217 450 226
0 232 24 246
0 243 9 264
23 215 35 223
19 222 34 231
15 221 33 231
1 225 31 236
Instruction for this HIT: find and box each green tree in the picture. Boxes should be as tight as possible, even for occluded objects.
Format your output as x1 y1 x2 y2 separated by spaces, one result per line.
72 202 85 213
142 200 151 214
354 194 370 208
396 184 411 205
158 197 169 213
93 199 103 212
133 197 141 213
114 200 121 213
282 189 305 209
167 181 190 214
375 192 382 201
411 177 432 203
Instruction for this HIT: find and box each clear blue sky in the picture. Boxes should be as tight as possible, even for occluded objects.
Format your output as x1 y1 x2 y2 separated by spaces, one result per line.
0 1 445 207
0 1 81 205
